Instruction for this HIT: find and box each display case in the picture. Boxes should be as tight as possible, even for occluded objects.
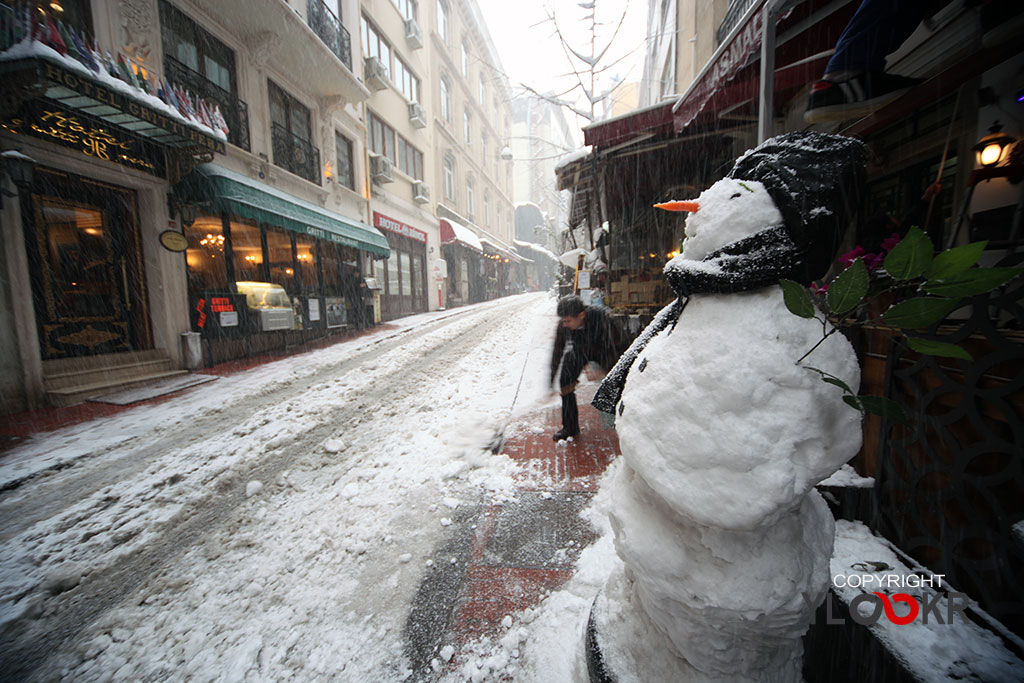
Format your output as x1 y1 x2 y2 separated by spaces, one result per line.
235 281 295 331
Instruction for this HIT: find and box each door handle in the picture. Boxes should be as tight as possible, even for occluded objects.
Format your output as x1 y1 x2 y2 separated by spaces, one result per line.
121 257 131 311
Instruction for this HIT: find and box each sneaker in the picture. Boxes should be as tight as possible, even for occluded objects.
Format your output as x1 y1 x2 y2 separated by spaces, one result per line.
552 428 579 442
804 71 922 124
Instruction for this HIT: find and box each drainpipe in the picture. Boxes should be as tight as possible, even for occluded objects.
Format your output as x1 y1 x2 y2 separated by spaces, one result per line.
757 0 786 143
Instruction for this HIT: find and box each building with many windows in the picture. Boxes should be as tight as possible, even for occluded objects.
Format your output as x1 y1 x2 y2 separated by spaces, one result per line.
0 0 516 414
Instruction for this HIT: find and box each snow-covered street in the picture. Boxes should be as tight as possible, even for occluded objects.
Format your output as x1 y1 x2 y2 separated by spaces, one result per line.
0 293 613 682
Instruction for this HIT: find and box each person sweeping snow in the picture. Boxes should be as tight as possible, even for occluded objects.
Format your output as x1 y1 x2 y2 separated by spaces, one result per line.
588 131 867 682
549 295 618 442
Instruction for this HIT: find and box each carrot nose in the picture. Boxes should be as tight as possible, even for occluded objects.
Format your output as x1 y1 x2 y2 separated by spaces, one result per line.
654 200 699 212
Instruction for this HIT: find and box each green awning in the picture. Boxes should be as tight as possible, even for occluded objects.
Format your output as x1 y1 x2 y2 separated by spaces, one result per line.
175 163 390 258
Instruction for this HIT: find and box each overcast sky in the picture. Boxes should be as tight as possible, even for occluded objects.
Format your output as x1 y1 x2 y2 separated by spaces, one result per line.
478 0 649 127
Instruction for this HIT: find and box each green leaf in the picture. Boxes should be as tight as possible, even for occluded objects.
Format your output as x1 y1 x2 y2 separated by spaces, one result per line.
906 337 972 360
804 366 854 394
921 267 1024 298
850 395 910 423
881 297 958 329
827 258 869 315
926 241 987 280
780 279 815 318
884 226 933 280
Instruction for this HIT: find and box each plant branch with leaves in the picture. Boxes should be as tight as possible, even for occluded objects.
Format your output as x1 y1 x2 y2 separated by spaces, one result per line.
779 226 1023 422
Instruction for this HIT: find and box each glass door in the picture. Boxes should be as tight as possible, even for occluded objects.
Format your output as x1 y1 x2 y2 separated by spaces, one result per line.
23 169 150 359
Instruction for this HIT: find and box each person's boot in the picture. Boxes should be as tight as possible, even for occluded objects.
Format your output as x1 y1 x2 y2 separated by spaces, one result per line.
554 392 580 441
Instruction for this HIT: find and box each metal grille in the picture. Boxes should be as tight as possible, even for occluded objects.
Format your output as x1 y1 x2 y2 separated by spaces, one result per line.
164 56 250 152
716 0 761 44
307 0 352 71
271 123 321 185
875 252 1024 637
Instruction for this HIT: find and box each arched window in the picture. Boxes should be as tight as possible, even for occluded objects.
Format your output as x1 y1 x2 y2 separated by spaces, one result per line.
483 190 490 228
463 109 472 146
466 175 475 220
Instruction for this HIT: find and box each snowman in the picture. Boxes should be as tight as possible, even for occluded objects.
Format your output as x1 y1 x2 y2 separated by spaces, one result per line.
588 132 866 682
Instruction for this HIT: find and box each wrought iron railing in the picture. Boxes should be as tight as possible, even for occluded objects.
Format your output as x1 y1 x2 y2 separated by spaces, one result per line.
164 56 250 151
271 122 321 185
874 252 1024 637
716 0 761 44
307 0 352 71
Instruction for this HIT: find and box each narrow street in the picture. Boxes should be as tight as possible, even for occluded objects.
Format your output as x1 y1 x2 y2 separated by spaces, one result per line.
0 293 601 682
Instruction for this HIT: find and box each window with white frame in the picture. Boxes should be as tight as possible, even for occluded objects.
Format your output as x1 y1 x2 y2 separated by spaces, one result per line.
461 42 469 75
483 190 490 227
479 75 486 105
443 154 455 200
392 0 416 20
394 57 420 102
437 0 449 42
464 110 471 146
466 175 475 219
440 76 451 121
496 204 502 237
335 132 355 190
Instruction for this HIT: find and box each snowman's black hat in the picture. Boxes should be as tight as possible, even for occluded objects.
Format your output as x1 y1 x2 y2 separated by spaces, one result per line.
727 131 866 284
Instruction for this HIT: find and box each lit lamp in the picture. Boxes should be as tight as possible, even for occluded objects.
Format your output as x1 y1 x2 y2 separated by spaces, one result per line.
324 161 334 183
974 122 1016 168
500 146 513 161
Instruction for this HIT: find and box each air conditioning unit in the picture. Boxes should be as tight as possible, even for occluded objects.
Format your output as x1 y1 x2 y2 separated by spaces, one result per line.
413 180 430 203
408 101 427 128
404 18 423 49
370 154 394 184
364 56 389 91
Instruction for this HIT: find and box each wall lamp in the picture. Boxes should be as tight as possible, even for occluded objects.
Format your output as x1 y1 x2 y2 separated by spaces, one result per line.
974 122 1016 169
169 193 202 228
0 149 36 209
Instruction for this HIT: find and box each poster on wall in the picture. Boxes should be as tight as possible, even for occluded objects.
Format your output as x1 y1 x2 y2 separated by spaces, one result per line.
308 298 321 322
325 297 346 328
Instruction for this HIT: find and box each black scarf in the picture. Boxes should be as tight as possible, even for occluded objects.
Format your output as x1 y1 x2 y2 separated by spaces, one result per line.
591 226 803 414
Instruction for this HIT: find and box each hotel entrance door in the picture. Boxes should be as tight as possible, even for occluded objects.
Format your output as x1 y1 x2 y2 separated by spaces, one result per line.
22 168 151 359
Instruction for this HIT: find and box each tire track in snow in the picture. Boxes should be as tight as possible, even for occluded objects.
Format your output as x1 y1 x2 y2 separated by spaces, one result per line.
0 295 543 682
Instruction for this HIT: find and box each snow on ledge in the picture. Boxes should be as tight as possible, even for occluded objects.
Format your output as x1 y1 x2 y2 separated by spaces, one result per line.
819 464 874 488
830 520 1024 682
554 146 592 172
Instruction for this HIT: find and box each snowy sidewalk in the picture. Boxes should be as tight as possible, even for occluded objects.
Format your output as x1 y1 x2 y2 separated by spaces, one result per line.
406 382 619 678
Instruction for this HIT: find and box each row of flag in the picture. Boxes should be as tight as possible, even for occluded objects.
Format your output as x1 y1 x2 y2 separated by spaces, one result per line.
1 5 229 138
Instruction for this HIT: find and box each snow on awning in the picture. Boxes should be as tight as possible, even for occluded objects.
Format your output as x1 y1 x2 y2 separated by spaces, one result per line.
514 239 559 262
440 218 483 253
559 248 588 268
175 164 390 258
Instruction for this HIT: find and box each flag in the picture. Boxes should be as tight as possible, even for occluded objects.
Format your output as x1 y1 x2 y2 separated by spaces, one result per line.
116 52 135 84
70 27 99 72
44 15 66 55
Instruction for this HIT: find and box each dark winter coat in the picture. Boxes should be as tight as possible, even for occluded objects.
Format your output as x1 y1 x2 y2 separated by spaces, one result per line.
549 305 618 387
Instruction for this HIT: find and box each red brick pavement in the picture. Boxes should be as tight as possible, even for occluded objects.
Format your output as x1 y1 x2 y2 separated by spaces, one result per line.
451 384 619 644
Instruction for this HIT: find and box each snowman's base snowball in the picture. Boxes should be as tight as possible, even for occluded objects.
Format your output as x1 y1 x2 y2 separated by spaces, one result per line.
587 566 804 683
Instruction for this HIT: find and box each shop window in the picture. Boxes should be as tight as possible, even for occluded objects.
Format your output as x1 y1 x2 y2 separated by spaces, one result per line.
413 253 423 299
265 226 295 292
230 218 263 283
321 241 343 296
400 252 412 296
387 254 400 297
374 257 386 287
296 234 317 294
185 216 229 292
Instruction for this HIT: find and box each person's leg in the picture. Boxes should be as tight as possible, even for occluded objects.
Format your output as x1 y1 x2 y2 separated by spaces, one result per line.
806 0 930 123
825 0 930 76
555 350 586 440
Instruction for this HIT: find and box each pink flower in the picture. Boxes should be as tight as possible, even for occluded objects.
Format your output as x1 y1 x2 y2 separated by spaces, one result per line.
810 281 829 295
862 252 885 271
838 246 866 268
880 233 901 253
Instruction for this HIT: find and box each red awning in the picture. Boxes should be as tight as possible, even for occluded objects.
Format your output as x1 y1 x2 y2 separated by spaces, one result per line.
440 218 483 253
583 100 676 148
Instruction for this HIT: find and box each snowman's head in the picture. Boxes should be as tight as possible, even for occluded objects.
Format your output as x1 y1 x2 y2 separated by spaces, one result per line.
675 178 784 262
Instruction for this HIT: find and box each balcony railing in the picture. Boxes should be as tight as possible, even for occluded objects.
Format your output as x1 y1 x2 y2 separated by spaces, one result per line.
307 0 352 71
271 122 321 185
164 56 251 152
